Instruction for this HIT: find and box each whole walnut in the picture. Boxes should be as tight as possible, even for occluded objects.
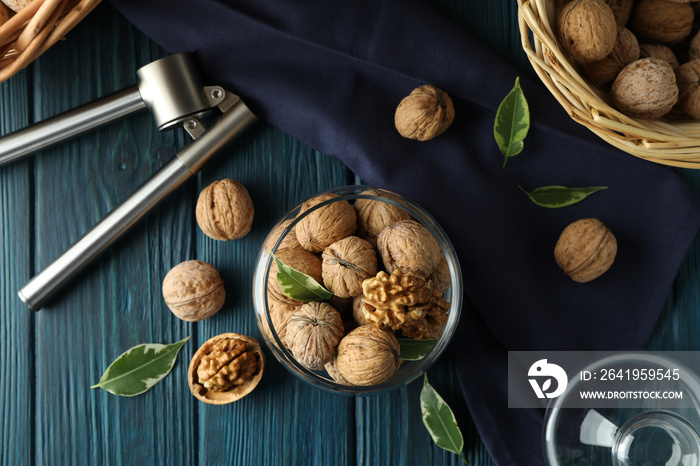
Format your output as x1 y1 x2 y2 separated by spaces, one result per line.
606 0 634 26
428 253 452 293
261 295 300 347
162 260 225 321
285 302 344 370
352 294 370 326
394 85 455 141
677 60 700 119
580 27 639 83
611 58 678 119
336 325 401 386
267 248 323 305
324 354 352 385
639 43 680 70
354 190 411 247
263 218 304 253
557 0 618 63
630 0 694 44
554 218 617 283
196 179 254 241
295 193 357 253
377 220 442 279
188 333 264 405
690 31 700 61
322 236 378 298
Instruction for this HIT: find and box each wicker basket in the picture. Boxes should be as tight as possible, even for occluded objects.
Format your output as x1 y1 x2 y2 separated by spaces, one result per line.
517 0 700 169
0 0 100 83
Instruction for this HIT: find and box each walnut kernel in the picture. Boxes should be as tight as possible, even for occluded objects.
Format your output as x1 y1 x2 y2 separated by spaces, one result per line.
162 260 225 321
196 179 254 241
285 302 344 370
554 218 617 283
377 220 442 279
322 236 378 298
188 333 264 404
611 58 678 118
394 85 455 141
295 193 357 253
336 325 401 386
361 270 449 339
558 0 618 63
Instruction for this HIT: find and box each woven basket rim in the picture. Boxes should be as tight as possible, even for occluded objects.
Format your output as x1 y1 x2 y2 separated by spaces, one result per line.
516 0 700 169
0 0 101 84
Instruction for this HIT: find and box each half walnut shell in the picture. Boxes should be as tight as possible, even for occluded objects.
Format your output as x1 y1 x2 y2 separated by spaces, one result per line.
188 333 265 405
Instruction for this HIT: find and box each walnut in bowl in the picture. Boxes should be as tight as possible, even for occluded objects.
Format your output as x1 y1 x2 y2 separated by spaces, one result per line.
252 186 462 395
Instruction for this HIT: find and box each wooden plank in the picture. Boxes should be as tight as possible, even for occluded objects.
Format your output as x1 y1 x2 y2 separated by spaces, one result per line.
31 4 195 464
196 125 357 465
0 68 32 466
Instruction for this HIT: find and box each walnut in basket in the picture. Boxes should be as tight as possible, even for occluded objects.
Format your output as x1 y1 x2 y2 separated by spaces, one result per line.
629 0 694 44
580 26 640 83
677 60 700 119
557 0 618 63
611 58 678 119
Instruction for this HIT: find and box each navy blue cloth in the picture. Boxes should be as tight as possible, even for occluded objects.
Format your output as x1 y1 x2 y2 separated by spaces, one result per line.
108 0 700 463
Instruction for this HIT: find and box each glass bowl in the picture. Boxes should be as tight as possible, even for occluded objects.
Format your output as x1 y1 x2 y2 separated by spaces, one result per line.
252 186 462 395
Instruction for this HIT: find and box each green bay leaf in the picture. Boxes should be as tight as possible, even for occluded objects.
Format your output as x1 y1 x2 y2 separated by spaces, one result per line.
494 77 530 167
519 185 608 208
271 251 332 302
421 374 466 460
91 336 190 397
398 338 437 361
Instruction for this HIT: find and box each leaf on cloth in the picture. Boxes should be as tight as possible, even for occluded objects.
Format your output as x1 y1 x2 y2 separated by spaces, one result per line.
421 373 468 464
518 185 608 208
494 77 530 167
91 336 190 396
271 251 332 302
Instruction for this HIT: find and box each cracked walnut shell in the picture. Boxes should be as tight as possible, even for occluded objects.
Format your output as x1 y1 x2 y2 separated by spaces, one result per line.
285 302 344 370
188 333 264 405
378 220 442 279
336 325 401 386
295 193 357 253
196 179 254 241
611 58 678 119
554 218 617 283
322 236 378 298
361 270 449 340
557 0 617 63
162 260 225 322
354 190 411 247
394 85 455 141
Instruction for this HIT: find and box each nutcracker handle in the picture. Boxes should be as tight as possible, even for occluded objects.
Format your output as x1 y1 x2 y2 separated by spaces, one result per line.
18 97 257 311
0 53 216 167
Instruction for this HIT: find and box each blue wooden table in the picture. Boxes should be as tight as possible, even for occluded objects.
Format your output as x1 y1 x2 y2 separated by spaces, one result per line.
2 1 699 465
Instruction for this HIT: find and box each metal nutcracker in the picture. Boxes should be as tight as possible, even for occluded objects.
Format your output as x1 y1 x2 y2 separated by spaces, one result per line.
0 53 257 310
